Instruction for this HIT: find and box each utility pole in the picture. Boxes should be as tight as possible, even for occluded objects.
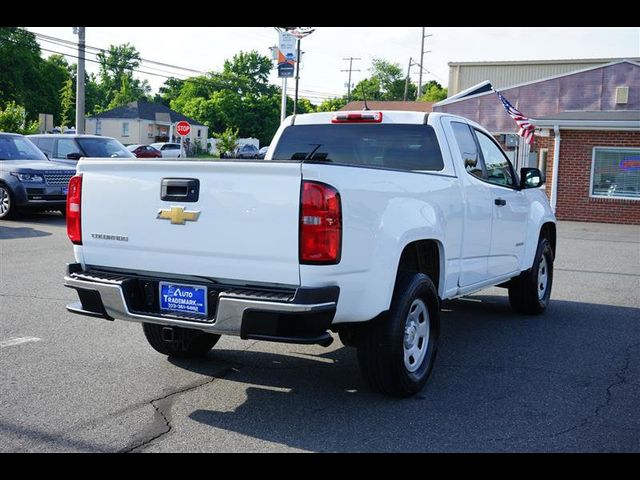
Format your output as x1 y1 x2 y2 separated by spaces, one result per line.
404 57 413 101
281 77 288 122
293 38 301 114
341 57 361 102
73 27 86 134
416 28 433 99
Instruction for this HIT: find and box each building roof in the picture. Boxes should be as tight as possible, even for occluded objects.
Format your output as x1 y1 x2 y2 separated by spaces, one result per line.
448 57 640 67
532 110 640 129
339 101 434 112
88 100 206 126
436 59 640 108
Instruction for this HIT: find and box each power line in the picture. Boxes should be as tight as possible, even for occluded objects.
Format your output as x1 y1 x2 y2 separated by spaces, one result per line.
25 29 209 76
34 35 196 79
7 32 339 104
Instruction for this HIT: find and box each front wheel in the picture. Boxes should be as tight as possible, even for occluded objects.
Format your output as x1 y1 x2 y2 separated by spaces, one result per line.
357 273 440 397
142 323 220 358
508 237 554 314
0 185 16 220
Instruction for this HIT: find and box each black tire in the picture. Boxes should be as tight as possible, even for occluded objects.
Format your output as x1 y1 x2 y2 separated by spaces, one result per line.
508 236 553 314
142 323 220 358
337 326 358 347
0 184 17 220
356 273 440 397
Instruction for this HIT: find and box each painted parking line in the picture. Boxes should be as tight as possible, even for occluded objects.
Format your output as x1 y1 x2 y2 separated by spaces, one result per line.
0 337 42 348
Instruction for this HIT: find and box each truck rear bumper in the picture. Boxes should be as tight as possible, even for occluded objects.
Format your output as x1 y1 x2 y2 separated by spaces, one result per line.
64 263 338 346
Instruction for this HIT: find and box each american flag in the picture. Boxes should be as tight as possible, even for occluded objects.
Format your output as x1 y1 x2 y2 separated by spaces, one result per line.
495 90 535 145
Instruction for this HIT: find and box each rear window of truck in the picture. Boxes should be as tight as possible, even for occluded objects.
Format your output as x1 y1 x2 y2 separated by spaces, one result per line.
272 124 444 172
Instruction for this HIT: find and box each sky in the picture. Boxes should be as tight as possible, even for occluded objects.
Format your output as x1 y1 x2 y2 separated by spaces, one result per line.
26 27 640 104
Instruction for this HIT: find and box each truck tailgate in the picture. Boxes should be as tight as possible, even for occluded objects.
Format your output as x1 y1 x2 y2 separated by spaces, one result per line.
78 159 302 286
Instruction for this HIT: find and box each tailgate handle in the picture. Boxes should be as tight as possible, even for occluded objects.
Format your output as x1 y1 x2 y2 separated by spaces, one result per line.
161 178 199 202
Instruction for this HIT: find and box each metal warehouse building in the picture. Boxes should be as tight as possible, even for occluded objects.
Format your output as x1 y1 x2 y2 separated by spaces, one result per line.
435 58 640 225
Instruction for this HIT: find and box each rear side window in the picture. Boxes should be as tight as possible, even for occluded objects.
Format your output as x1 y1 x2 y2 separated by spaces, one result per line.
55 138 81 159
272 124 444 171
451 122 483 179
36 137 55 156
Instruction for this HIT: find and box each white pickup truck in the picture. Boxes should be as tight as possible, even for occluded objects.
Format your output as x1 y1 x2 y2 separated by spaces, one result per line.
64 111 556 397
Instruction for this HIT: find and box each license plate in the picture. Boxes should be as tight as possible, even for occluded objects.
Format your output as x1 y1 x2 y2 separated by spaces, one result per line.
159 282 207 316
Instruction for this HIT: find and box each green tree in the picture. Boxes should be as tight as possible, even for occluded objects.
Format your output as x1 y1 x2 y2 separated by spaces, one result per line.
169 51 281 146
154 77 185 107
59 77 75 127
351 58 416 101
213 127 239 157
96 43 150 108
296 97 317 114
84 72 103 115
0 101 38 134
0 28 51 122
418 80 448 102
316 97 347 112
39 55 73 124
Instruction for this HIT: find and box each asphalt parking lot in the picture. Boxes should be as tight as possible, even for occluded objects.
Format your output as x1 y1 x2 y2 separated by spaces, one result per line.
0 214 638 452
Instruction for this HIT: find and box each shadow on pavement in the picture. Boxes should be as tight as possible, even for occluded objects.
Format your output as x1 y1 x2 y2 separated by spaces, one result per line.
170 294 639 452
0 212 65 239
0 419 109 453
0 225 52 240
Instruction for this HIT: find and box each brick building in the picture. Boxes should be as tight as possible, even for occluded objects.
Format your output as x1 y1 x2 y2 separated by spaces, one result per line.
434 59 640 225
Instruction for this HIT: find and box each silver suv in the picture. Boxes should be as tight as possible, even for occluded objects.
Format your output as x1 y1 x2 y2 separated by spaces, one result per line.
28 134 134 165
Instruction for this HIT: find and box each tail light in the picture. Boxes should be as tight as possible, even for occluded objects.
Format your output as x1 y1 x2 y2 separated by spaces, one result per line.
66 175 82 245
331 111 383 123
300 181 342 264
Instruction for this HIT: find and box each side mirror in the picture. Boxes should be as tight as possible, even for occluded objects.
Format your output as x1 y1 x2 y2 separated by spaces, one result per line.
520 167 544 189
66 152 82 160
464 156 477 169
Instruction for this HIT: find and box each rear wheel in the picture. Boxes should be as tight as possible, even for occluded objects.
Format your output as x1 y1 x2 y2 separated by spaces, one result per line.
508 236 554 314
0 185 16 220
142 323 220 358
356 273 440 397
337 326 359 347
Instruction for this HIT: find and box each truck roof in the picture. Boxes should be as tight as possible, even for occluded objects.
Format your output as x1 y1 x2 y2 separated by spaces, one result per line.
290 110 469 126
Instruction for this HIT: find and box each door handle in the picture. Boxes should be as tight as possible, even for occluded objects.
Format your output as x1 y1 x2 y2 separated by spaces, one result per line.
494 198 507 206
161 178 200 202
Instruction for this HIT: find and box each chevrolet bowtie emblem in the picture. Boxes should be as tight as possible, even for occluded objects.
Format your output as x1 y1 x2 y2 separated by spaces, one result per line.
157 206 201 225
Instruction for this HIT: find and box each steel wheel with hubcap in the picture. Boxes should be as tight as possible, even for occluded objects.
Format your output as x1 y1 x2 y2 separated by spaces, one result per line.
537 256 548 300
0 185 15 219
403 298 430 373
508 236 554 314
357 272 440 397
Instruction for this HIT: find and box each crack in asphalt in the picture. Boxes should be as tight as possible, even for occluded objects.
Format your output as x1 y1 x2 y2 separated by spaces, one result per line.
121 366 239 453
482 342 639 445
120 341 259 453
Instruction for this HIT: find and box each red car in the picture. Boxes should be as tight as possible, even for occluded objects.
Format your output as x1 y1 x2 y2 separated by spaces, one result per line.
126 144 163 158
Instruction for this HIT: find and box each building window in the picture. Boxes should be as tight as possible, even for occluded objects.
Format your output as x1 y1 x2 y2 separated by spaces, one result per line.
95 120 101 135
591 147 640 200
539 149 548 176
122 122 129 137
197 129 201 138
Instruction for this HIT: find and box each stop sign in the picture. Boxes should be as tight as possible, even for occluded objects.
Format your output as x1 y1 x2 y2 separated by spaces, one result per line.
175 121 191 136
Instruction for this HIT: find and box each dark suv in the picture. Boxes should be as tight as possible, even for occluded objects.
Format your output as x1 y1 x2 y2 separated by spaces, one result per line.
0 133 76 219
28 134 134 165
